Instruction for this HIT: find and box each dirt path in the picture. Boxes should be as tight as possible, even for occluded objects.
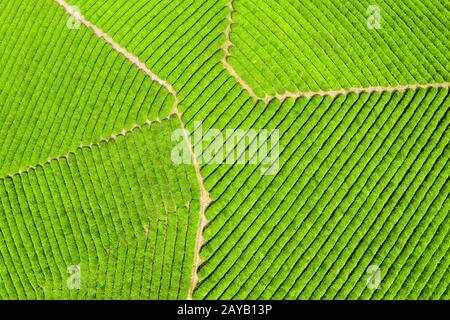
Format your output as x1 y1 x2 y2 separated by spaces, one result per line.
54 0 178 100
55 0 210 299
172 110 212 300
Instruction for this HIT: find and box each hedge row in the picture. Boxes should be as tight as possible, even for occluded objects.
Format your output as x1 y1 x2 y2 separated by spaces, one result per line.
0 118 200 299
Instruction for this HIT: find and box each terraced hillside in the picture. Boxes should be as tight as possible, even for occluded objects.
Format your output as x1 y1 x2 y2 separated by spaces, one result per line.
194 88 449 299
0 0 174 177
0 118 200 299
63 0 229 99
0 0 448 300
226 0 449 97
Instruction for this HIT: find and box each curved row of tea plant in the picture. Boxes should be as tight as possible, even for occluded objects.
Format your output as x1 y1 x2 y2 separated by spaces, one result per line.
183 71 450 299
64 0 230 100
0 0 173 177
0 118 200 299
228 0 450 96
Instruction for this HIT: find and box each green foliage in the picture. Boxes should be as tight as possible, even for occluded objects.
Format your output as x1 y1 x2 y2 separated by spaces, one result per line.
194 89 450 299
0 0 173 177
0 0 448 301
0 118 200 299
230 0 450 96
65 0 229 97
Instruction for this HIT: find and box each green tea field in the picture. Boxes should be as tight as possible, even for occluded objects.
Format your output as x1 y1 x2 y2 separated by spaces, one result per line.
0 0 448 300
